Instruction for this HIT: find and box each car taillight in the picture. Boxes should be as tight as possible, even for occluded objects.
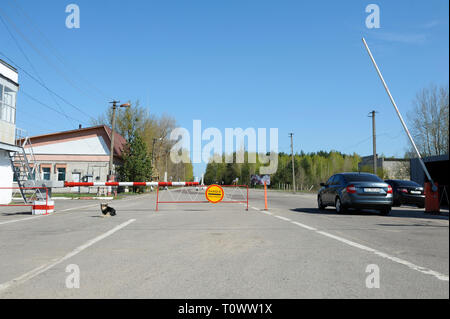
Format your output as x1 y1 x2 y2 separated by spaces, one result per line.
399 188 408 193
346 184 357 194
387 185 393 194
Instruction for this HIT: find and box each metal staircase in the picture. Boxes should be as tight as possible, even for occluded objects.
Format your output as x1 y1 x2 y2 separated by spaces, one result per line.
8 128 44 203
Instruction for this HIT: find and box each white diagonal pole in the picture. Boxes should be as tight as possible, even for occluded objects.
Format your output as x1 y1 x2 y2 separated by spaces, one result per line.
362 38 435 190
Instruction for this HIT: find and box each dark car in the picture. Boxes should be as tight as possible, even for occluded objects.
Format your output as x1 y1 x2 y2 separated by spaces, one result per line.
317 173 393 215
384 179 425 208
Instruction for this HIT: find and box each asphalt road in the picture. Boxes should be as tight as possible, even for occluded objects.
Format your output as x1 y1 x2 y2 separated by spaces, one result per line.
0 188 448 298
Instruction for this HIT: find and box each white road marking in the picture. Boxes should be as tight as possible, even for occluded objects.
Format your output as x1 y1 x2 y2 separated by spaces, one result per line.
291 221 317 231
0 218 136 293
0 195 147 226
0 216 43 225
316 230 449 282
260 210 449 282
0 204 99 226
273 215 291 222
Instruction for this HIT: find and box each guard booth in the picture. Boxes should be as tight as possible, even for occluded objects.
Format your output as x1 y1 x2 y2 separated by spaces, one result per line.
411 154 449 212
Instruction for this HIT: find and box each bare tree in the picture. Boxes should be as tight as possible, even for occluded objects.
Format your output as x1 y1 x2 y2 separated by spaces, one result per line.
407 84 449 157
92 104 194 181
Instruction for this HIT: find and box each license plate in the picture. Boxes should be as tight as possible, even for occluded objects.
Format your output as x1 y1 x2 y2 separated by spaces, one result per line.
410 191 421 194
364 188 381 193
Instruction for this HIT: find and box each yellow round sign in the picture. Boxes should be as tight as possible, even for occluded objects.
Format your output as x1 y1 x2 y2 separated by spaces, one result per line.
205 184 224 203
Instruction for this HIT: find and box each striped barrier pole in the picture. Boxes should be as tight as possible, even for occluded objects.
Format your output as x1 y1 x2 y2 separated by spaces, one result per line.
32 188 54 215
64 181 199 187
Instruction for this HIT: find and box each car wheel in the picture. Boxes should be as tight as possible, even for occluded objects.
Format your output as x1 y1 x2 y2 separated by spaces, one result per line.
335 197 345 214
318 196 326 210
380 207 391 216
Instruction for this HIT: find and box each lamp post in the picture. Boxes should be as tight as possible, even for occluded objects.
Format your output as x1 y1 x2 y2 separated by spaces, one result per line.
108 101 130 178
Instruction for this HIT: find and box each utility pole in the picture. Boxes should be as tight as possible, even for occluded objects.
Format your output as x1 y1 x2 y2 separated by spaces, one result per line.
108 101 119 177
108 101 131 177
289 133 296 193
151 138 157 168
368 110 377 175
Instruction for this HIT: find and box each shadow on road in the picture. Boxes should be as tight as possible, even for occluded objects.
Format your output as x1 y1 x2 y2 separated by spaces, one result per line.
376 223 447 228
290 207 449 221
388 209 449 221
290 207 374 216
1 211 32 216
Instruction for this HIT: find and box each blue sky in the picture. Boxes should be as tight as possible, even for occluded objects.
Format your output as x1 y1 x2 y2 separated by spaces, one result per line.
0 0 448 177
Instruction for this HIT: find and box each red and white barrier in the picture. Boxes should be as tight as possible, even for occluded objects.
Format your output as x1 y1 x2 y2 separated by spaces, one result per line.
64 181 199 187
0 187 52 215
156 185 249 211
32 200 54 215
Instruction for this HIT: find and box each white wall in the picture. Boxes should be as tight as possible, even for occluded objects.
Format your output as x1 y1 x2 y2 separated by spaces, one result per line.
0 63 18 83
0 121 15 145
0 150 13 204
28 136 110 155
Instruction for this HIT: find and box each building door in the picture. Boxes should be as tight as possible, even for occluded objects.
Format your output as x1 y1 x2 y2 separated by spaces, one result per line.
71 172 81 193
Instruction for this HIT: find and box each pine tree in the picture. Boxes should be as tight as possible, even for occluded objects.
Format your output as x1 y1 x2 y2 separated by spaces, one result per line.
118 132 152 192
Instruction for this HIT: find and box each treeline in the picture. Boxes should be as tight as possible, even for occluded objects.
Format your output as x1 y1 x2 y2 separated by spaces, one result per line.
204 151 361 190
93 101 194 183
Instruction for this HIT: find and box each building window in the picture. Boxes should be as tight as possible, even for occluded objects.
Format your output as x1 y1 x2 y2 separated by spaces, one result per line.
12 166 20 182
42 167 51 180
0 83 17 124
57 167 66 181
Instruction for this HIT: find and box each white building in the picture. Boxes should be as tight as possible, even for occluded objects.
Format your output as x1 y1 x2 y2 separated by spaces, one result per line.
0 59 21 204
16 125 127 194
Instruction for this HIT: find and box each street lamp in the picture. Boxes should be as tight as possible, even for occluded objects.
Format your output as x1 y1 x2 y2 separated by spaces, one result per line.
108 101 131 178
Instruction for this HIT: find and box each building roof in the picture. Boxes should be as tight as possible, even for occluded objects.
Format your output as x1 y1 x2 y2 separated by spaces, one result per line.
0 58 19 86
17 125 127 158
0 59 17 72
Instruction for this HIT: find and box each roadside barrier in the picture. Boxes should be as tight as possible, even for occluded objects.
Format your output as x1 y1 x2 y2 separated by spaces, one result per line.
64 181 199 187
156 184 249 211
425 182 440 214
0 187 52 215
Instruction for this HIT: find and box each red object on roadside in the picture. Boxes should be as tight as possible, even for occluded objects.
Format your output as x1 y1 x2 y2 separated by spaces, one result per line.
425 182 440 213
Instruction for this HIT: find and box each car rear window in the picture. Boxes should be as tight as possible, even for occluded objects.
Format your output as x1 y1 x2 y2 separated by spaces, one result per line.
343 174 383 182
395 180 421 187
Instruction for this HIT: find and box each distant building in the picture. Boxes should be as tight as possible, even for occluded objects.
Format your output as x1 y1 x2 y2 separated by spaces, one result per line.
358 155 410 180
410 154 449 186
15 125 127 194
0 59 21 204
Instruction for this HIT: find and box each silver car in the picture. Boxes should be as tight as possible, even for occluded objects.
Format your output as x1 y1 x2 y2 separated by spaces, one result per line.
318 173 393 215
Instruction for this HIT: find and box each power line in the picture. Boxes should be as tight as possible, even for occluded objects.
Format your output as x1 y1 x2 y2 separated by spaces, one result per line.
0 51 96 122
20 90 86 124
0 12 76 127
8 0 113 101
0 7 105 109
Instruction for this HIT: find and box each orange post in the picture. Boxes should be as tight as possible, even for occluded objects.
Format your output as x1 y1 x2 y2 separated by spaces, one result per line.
264 181 268 210
425 182 440 214
156 186 159 212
